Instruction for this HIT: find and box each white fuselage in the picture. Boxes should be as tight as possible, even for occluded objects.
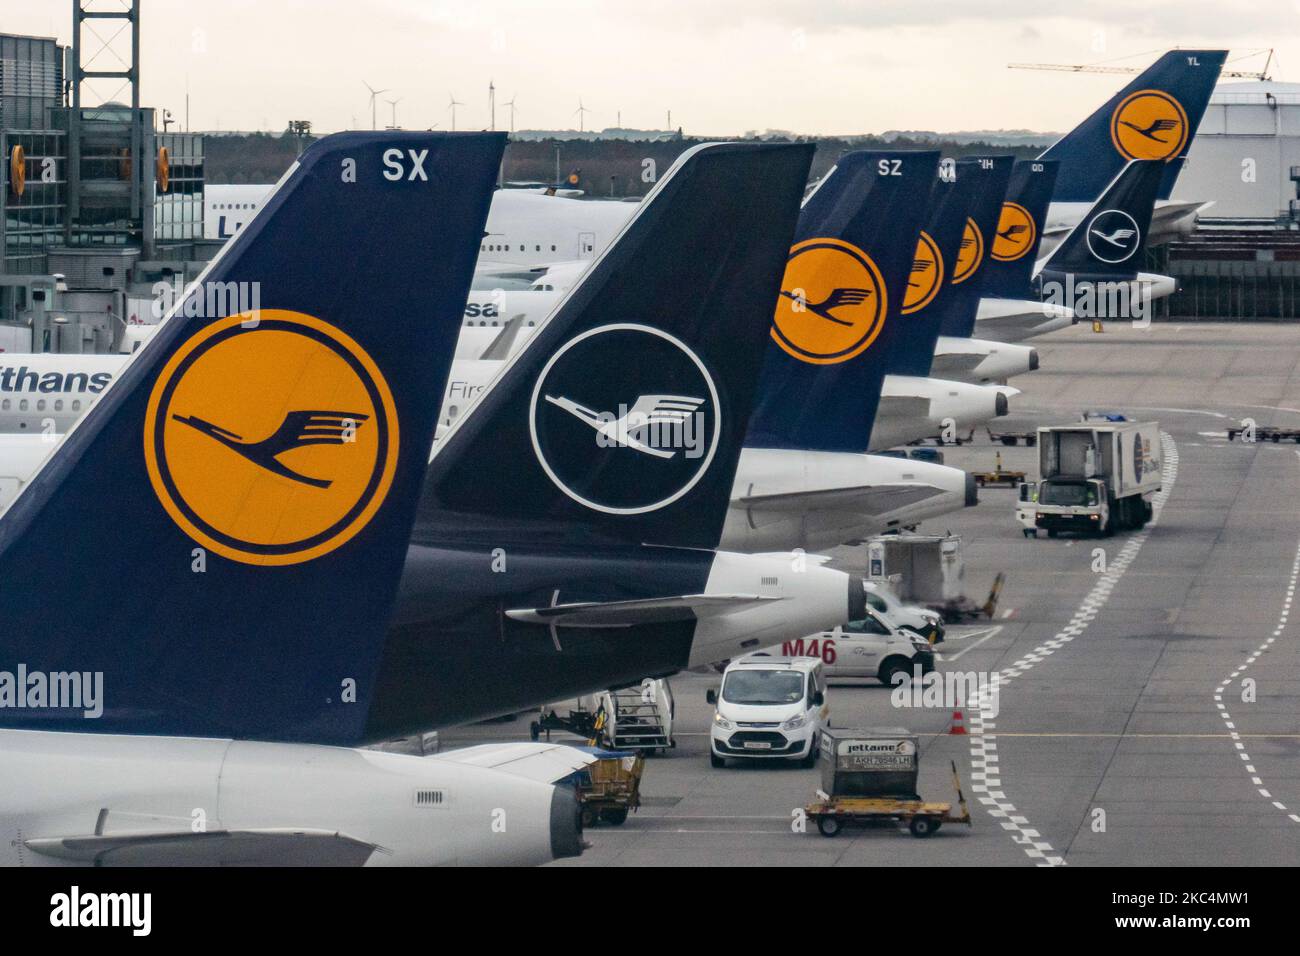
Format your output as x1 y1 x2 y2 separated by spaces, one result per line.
0 357 118 434
206 185 636 268
0 729 572 866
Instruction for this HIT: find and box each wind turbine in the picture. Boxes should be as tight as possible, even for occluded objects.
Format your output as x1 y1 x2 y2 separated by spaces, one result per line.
574 97 591 133
504 94 518 134
385 96 402 129
447 92 464 132
363 81 389 131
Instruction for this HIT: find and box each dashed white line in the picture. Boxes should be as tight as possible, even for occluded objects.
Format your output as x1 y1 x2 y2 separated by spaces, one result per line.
968 432 1179 867
1213 494 1300 826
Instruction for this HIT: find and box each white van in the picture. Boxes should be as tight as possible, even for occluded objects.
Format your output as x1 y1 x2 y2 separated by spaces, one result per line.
707 656 827 768
785 607 935 685
864 581 945 644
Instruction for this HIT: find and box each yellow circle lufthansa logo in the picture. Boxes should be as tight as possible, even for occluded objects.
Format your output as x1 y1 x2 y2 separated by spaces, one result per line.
143 310 400 566
991 202 1036 262
951 218 984 284
9 145 25 198
771 237 887 365
1110 89 1189 161
903 231 943 315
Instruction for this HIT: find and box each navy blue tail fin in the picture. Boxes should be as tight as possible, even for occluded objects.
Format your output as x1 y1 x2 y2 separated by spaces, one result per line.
885 167 980 377
1039 50 1226 202
937 155 1015 339
979 158 1059 300
744 150 938 452
1043 159 1163 276
419 142 815 548
0 132 505 744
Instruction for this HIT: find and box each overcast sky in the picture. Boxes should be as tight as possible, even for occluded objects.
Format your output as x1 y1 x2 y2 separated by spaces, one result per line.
5 0 1297 135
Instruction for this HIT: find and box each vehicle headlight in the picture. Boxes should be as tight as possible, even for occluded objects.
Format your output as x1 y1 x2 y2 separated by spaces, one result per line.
713 712 734 731
782 713 808 731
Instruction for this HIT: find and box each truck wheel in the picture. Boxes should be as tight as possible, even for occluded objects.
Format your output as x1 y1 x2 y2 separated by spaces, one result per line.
879 657 913 687
581 807 598 828
602 808 629 826
1046 529 1058 539
909 816 939 838
817 816 842 838
710 752 726 769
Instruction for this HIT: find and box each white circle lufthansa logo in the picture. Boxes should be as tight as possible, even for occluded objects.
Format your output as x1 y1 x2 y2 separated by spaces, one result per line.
529 323 722 515
1085 209 1141 265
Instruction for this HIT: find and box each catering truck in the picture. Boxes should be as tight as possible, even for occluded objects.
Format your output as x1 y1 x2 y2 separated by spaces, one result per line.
1029 422 1161 537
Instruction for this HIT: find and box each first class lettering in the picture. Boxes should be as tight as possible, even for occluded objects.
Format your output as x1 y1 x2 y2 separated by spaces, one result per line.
0 367 114 394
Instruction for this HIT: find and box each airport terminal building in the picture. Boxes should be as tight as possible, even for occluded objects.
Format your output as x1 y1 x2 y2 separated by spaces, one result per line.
1 21 213 354
1158 80 1300 320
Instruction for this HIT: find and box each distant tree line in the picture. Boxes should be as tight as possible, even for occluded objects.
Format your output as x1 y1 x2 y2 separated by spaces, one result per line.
202 130 1043 195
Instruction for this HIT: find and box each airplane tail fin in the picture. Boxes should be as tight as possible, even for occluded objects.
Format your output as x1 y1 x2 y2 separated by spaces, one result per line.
889 166 977 374
1043 159 1164 276
419 142 815 549
937 156 1015 339
979 158 1059 299
744 150 938 452
0 132 505 744
1038 50 1227 202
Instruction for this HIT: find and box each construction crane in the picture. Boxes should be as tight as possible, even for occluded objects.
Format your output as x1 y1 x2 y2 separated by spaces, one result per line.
1009 48 1274 81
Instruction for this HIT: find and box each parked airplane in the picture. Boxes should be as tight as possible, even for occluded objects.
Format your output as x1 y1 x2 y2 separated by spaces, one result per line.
382 140 865 732
0 131 604 867
1035 159 1176 318
1036 49 1229 251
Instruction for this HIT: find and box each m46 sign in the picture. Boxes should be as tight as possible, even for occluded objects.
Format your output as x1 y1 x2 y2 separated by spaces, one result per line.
781 637 836 664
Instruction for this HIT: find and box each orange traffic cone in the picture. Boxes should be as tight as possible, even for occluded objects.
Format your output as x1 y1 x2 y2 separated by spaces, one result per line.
948 709 967 735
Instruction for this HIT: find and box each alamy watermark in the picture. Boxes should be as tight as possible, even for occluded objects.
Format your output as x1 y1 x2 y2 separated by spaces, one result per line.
0 664 103 718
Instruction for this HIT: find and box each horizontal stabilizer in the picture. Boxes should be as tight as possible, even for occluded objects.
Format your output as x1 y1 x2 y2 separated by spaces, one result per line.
927 352 988 377
876 394 932 421
737 483 946 515
26 828 379 866
433 742 600 783
506 594 779 628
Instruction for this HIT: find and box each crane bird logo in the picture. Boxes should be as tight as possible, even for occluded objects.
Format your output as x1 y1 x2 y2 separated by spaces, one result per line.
902 230 943 314
172 410 369 488
1084 209 1142 264
1110 90 1189 161
771 237 887 365
991 202 1036 262
144 310 399 566
951 218 984 284
530 324 721 515
545 394 706 460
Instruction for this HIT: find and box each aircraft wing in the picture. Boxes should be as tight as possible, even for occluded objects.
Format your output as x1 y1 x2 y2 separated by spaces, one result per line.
480 313 528 361
25 828 380 866
432 742 601 784
736 483 947 515
506 594 779 628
